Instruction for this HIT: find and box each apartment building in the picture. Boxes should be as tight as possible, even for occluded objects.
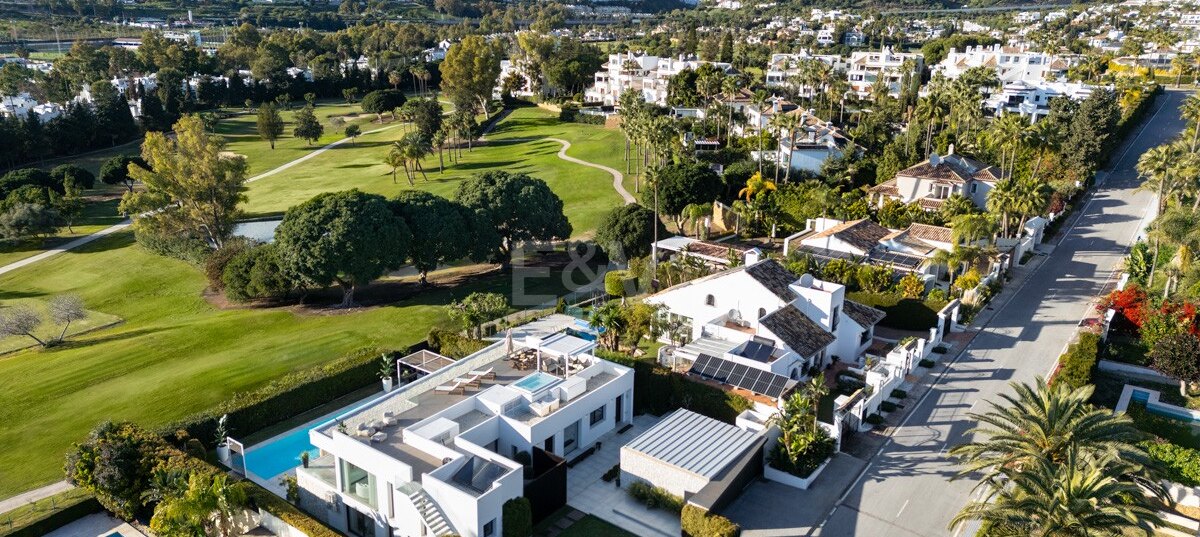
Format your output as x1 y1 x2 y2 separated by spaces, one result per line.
764 52 850 93
584 52 734 106
933 44 1074 84
295 326 634 537
984 80 1104 121
846 47 924 98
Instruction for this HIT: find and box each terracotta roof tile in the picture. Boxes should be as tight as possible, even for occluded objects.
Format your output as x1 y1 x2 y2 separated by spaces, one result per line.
843 300 886 327
809 219 891 252
760 304 836 357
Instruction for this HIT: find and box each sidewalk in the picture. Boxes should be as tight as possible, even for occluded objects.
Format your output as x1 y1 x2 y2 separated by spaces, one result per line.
0 481 72 515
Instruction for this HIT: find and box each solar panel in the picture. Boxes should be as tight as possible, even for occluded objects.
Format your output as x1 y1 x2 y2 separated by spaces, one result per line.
717 360 738 380
690 354 793 399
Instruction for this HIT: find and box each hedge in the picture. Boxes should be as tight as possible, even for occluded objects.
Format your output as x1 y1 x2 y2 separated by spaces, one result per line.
627 481 683 513
161 344 419 448
246 482 342 537
681 504 740 537
846 291 945 331
890 389 907 399
597 350 752 423
1144 440 1200 487
502 497 532 537
0 488 101 537
1050 332 1099 390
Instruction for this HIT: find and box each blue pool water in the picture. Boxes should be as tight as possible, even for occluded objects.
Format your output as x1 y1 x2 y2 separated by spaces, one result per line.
244 425 321 480
513 372 559 393
1131 389 1200 423
104 532 123 537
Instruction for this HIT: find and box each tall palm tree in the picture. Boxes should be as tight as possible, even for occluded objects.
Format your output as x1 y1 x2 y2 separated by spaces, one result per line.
950 213 996 246
384 145 407 184
1179 92 1200 153
950 378 1157 488
1026 120 1061 183
914 96 941 157
987 179 1019 238
751 90 770 174
991 114 1029 179
950 448 1163 537
1137 143 1183 215
1013 178 1049 236
778 113 802 183
152 473 249 537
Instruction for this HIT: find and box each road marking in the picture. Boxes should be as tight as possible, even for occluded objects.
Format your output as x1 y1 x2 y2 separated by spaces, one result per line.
896 500 909 518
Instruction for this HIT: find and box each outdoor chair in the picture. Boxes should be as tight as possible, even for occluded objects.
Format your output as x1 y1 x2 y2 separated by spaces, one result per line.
468 367 496 380
370 431 388 443
455 376 481 388
434 382 464 395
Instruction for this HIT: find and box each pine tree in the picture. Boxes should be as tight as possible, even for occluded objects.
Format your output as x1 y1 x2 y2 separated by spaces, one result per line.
292 105 323 146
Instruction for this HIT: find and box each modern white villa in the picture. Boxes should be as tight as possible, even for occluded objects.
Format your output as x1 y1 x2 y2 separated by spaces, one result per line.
585 52 734 106
647 259 885 381
294 322 634 537
983 80 1104 122
846 47 924 98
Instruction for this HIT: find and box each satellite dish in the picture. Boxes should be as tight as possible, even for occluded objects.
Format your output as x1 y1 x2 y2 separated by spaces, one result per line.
728 309 741 321
798 274 815 288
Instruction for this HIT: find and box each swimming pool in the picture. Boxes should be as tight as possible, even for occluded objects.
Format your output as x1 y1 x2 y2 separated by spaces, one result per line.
244 424 322 480
513 372 560 393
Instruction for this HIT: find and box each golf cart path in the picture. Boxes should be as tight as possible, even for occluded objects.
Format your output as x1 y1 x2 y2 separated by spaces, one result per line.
0 480 72 515
545 138 635 204
0 125 403 278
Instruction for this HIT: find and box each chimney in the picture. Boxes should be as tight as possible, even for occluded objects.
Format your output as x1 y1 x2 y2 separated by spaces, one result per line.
930 153 941 167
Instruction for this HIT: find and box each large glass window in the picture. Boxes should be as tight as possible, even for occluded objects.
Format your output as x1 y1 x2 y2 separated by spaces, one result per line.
340 459 378 509
590 405 606 426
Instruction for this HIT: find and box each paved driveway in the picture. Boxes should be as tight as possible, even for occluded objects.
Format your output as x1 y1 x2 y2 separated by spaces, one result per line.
725 454 868 537
567 414 680 537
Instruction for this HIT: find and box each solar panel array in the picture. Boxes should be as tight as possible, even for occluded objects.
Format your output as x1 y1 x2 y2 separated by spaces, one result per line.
689 354 791 399
732 340 774 363
868 249 924 269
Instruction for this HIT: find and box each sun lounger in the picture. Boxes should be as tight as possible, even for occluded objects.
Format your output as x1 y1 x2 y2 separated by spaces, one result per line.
434 383 464 395
355 424 375 437
468 367 496 380
455 376 481 387
370 432 388 443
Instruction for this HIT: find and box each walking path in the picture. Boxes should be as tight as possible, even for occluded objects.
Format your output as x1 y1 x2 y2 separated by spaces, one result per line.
0 480 72 515
546 138 635 204
0 220 130 277
246 123 401 183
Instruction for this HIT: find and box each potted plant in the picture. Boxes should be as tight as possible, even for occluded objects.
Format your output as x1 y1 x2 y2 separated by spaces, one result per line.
214 414 230 462
378 353 394 392
300 450 310 468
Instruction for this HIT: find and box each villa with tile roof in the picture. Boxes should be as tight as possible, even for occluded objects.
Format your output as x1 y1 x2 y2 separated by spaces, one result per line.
785 218 956 276
869 146 1002 211
645 259 884 386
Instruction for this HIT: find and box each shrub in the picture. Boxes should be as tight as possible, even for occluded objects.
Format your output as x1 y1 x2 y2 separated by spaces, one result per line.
768 432 835 478
681 503 741 537
880 401 897 412
597 350 752 423
1051 332 1099 390
502 497 533 537
63 421 167 520
50 164 95 191
1144 440 1200 486
246 482 341 537
222 243 295 301
605 269 631 297
919 358 936 368
1125 403 1200 449
160 345 418 449
204 237 250 289
846 291 946 331
865 413 884 425
836 376 866 395
932 346 948 354
426 328 488 359
890 389 907 399
627 481 683 513
601 464 620 482
134 230 211 265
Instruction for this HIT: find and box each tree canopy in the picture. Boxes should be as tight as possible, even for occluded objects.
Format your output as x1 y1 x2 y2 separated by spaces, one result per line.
441 35 502 117
454 171 571 265
390 191 495 284
275 190 411 306
595 203 665 261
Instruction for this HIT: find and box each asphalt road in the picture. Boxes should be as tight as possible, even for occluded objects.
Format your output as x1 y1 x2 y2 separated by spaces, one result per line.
813 89 1188 537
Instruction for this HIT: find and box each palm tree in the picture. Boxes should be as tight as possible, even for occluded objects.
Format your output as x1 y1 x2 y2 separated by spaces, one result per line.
401 133 432 183
751 90 770 174
738 172 777 203
721 75 741 140
152 473 249 537
914 95 941 157
950 448 1163 537
950 213 996 246
384 145 407 184
987 179 1019 238
1012 178 1049 236
778 113 801 183
1180 92 1200 152
1137 143 1183 215
950 378 1157 488
589 301 626 350
991 114 1029 179
1026 120 1061 182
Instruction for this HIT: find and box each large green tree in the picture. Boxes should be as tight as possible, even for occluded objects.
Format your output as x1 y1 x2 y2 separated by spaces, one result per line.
645 162 724 231
390 191 496 284
595 203 665 261
256 102 284 149
441 35 502 118
120 115 248 248
454 171 572 267
99 155 147 193
275 190 411 307
292 104 324 146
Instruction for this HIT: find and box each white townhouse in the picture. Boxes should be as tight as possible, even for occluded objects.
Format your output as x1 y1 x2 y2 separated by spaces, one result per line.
647 259 885 381
0 93 62 122
295 325 634 537
776 109 854 173
764 52 850 94
933 44 1075 85
846 47 923 98
585 52 734 106
494 59 536 98
869 147 1002 211
984 80 1106 122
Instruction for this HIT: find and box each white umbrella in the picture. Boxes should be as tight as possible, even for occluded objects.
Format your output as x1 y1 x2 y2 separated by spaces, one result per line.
505 329 514 357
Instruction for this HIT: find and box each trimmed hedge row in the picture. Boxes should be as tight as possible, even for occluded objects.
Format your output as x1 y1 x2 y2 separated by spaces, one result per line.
1144 440 1200 487
161 344 420 447
682 504 740 537
1050 332 1099 390
246 482 342 537
597 350 753 423
1113 85 1161 142
0 489 101 537
628 481 683 513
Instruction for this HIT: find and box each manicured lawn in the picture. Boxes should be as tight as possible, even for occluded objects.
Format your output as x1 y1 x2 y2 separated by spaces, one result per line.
215 101 382 177
0 297 123 354
0 227 588 496
533 508 638 537
242 107 627 237
0 198 125 267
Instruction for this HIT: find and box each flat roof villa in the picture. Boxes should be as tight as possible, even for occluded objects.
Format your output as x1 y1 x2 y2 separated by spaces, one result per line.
294 322 634 537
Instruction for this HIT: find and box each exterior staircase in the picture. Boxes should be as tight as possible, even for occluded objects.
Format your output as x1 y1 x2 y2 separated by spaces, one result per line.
406 486 453 537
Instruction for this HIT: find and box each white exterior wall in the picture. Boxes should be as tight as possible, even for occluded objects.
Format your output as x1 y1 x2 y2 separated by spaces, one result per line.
799 234 870 256
645 271 792 342
619 448 709 498
521 369 633 457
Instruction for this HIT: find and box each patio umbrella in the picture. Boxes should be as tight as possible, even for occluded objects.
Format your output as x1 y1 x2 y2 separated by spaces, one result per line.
505 329 514 357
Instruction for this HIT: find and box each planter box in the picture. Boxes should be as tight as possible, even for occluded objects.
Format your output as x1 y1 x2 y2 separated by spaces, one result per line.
764 458 831 490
